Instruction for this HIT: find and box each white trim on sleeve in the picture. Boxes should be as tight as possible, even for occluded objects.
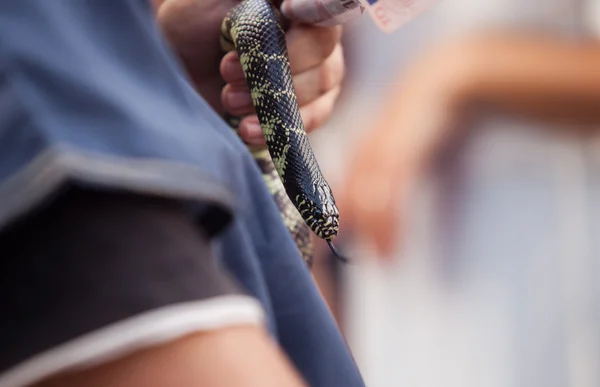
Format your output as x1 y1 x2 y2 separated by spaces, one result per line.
0 295 265 387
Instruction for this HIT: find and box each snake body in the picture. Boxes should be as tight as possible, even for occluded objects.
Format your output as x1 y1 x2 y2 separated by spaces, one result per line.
220 0 344 266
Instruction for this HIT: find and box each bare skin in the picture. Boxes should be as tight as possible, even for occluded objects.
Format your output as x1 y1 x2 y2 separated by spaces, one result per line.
339 33 600 259
153 0 344 145
33 326 307 387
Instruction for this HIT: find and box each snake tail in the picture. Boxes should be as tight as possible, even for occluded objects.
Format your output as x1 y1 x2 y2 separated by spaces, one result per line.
221 0 347 262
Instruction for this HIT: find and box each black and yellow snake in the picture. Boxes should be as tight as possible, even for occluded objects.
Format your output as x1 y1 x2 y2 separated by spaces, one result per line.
220 0 346 267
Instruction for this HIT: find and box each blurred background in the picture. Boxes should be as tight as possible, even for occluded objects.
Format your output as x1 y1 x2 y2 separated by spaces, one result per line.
309 0 600 386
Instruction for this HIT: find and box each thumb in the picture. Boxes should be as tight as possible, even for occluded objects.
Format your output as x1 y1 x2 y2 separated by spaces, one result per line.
280 0 364 25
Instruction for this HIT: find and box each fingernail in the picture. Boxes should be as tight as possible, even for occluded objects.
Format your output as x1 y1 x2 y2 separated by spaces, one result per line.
243 120 264 143
227 91 252 110
246 122 262 138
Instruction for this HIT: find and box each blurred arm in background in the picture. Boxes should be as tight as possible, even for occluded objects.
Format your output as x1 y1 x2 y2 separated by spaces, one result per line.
339 32 600 259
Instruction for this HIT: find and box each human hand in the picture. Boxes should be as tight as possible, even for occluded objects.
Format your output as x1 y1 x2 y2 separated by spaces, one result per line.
220 23 344 145
338 46 473 259
153 0 345 145
153 0 242 111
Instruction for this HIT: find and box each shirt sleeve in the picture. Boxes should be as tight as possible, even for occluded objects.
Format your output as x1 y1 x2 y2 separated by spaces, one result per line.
0 186 265 387
0 0 240 236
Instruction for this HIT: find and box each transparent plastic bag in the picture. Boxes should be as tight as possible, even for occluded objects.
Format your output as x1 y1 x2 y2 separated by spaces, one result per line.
363 0 439 32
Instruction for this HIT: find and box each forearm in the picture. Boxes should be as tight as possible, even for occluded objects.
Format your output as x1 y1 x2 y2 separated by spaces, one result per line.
361 33 600 180
455 34 600 126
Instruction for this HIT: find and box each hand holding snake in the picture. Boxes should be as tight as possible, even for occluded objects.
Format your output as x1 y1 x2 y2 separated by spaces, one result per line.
153 0 344 144
154 0 347 266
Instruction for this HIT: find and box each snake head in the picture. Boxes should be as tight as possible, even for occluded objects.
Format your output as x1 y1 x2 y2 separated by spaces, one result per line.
295 183 340 241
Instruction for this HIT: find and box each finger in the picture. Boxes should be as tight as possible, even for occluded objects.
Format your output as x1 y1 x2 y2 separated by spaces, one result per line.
221 83 255 117
352 171 401 259
292 43 345 106
370 164 420 259
285 24 342 74
222 44 344 115
219 25 342 82
238 116 264 145
280 0 328 24
298 85 340 133
341 133 420 260
372 207 401 259
220 51 246 86
237 84 340 144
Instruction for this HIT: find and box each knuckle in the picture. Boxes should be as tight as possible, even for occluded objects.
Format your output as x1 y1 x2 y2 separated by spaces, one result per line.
319 45 345 94
317 98 335 125
335 45 346 81
221 84 233 112
314 26 341 61
303 107 320 132
305 94 336 131
301 108 317 132
319 62 336 94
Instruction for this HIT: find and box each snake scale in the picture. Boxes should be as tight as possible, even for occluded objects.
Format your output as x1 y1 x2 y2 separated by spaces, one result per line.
220 0 346 267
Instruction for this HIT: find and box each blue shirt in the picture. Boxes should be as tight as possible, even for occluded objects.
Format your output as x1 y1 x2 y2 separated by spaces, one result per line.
0 1 364 386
